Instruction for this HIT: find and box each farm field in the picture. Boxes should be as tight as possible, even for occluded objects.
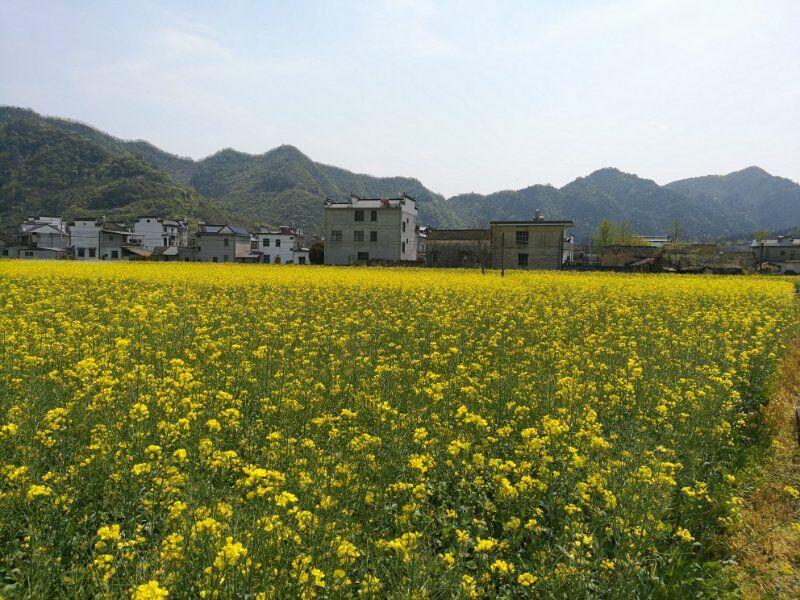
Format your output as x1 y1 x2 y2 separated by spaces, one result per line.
0 262 797 598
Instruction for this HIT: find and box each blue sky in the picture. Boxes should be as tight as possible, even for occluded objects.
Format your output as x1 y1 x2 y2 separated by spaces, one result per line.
1 0 798 196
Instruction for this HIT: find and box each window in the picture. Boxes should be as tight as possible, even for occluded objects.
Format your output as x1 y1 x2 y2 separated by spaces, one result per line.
212 256 218 263
354 230 364 242
263 255 270 263
77 248 86 257
402 222 406 232
370 210 378 222
357 252 369 261
370 231 378 242
354 210 364 221
275 239 281 248
24 251 34 257
298 256 306 265
330 230 342 242
224 238 229 247
402 242 406 253
517 253 529 266
516 230 529 244
89 248 96 258
111 250 119 259
262 238 270 247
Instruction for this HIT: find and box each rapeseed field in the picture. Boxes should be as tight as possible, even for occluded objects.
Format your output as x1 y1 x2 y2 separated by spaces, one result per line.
0 262 796 598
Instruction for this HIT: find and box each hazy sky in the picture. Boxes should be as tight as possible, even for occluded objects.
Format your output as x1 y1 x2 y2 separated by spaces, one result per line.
1 0 799 196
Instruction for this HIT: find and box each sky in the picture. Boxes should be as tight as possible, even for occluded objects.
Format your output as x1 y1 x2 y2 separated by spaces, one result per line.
1 0 799 197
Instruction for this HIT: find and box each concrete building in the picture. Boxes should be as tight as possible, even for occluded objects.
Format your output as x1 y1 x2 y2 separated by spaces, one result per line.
255 226 309 264
426 229 491 268
324 194 418 265
752 237 800 274
12 216 71 258
641 235 672 247
70 218 149 260
490 213 574 270
134 216 189 251
195 223 251 263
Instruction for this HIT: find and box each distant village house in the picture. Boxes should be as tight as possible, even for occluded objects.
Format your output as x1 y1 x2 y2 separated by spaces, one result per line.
324 194 418 265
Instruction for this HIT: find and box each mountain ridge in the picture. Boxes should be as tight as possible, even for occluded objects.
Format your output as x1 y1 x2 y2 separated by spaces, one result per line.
1 106 798 240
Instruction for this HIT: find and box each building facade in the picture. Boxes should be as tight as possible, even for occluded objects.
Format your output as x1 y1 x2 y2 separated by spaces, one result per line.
134 217 189 251
324 194 418 265
490 215 574 270
255 226 309 264
426 229 491 268
196 224 251 263
752 237 800 274
70 218 148 260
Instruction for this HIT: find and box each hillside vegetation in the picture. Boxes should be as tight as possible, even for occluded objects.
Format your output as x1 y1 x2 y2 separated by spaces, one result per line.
1 106 798 238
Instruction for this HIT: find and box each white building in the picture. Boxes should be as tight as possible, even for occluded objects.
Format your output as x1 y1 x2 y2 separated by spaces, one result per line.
642 235 672 247
15 216 70 258
70 218 149 260
324 194 418 265
254 226 309 264
133 216 189 251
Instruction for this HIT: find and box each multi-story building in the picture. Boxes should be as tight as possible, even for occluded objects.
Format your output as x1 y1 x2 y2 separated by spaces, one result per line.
490 212 574 270
195 223 251 263
255 226 309 264
70 217 149 260
133 216 189 251
12 216 70 258
324 193 418 265
752 236 800 274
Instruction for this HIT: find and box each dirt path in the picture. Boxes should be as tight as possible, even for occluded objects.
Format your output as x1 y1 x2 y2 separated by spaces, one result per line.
729 338 800 598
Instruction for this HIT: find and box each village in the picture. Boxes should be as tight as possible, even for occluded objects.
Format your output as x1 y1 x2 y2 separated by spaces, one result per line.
1 193 798 275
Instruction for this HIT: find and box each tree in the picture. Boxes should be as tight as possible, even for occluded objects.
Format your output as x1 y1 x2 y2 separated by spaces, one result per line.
593 220 618 252
753 229 769 243
669 220 684 243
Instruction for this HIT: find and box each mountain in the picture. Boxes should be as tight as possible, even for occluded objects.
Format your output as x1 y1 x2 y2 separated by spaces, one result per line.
445 169 722 240
1 106 798 240
0 111 234 228
179 144 452 235
0 107 450 235
665 167 800 236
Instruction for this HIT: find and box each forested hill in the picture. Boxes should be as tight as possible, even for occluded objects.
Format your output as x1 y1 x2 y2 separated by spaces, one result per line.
0 114 233 228
2 106 798 239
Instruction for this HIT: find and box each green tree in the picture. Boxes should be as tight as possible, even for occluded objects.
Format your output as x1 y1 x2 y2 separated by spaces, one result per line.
594 220 618 252
669 220 684 243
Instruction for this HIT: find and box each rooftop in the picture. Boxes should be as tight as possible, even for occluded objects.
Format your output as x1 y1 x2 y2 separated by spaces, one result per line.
325 193 416 209
751 238 800 247
427 229 490 241
490 220 574 226
199 224 250 236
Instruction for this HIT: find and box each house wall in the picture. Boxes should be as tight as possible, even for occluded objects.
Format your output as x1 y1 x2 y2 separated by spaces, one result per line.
196 234 250 262
134 219 167 250
426 238 490 267
324 202 417 265
759 245 799 263
30 229 69 250
490 224 566 270
70 221 100 260
257 233 302 264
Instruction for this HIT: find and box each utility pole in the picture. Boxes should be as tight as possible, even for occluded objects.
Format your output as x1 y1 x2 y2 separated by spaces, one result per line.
500 232 505 277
